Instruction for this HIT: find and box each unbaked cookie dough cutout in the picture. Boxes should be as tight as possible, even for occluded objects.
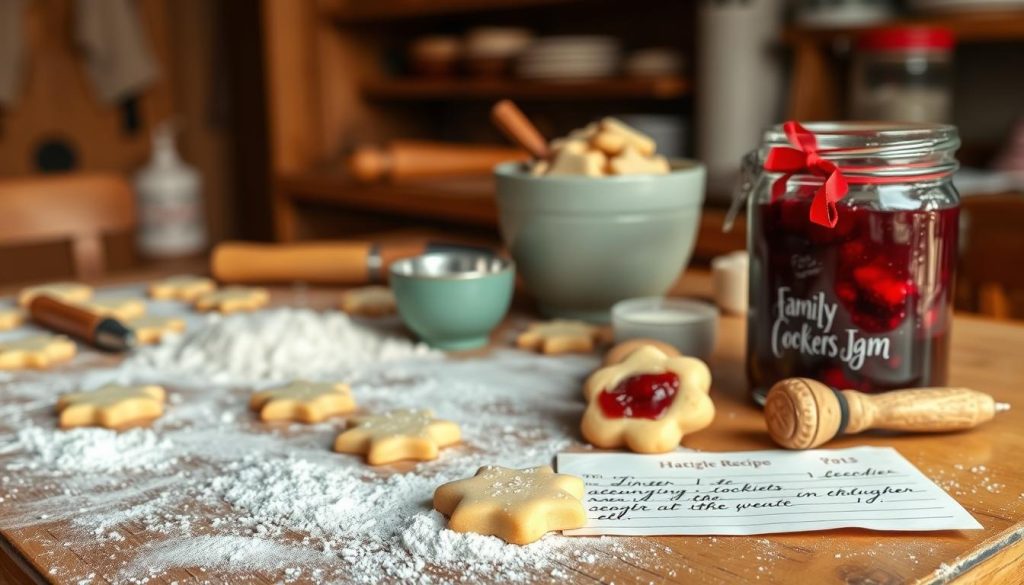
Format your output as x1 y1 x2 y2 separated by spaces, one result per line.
78 297 147 321
250 380 356 423
194 286 270 314
582 345 714 453
57 384 166 429
0 307 26 331
127 315 187 345
339 286 396 317
0 335 76 370
516 319 609 355
334 409 460 465
18 282 93 308
149 274 217 301
433 465 587 545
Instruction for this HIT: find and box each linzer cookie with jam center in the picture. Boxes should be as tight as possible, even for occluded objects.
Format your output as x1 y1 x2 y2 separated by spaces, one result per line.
581 345 714 453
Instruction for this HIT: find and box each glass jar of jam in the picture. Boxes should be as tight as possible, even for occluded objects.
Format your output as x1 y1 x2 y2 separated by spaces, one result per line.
739 122 960 402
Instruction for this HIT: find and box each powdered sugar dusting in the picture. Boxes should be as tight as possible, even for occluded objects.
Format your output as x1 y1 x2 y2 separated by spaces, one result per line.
124 308 439 384
0 304 657 583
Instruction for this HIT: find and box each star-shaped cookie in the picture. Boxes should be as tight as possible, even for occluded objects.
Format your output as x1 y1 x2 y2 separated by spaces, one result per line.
339 286 396 317
0 307 25 331
250 380 356 423
0 335 76 370
19 282 93 307
433 465 587 545
149 275 217 301
516 320 609 355
581 345 714 454
194 286 270 314
78 297 147 321
56 384 166 429
126 315 187 344
333 409 460 465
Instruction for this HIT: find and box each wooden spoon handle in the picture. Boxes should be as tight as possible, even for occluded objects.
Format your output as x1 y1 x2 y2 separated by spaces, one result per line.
491 100 550 160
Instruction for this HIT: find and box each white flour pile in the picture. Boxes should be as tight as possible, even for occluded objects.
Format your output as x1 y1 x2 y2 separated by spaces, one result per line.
0 305 675 584
125 308 439 384
2 427 173 474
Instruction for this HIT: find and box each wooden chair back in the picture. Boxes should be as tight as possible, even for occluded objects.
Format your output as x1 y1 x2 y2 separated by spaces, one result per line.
959 194 1024 320
0 173 136 280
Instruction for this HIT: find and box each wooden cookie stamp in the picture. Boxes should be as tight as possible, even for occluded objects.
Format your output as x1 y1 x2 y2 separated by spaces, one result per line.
764 378 1009 450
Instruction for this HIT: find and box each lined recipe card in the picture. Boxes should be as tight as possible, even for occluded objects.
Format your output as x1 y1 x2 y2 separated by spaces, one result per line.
557 447 981 536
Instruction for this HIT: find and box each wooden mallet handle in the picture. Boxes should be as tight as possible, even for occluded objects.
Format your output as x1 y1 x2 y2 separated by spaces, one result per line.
491 100 550 160
764 378 1007 450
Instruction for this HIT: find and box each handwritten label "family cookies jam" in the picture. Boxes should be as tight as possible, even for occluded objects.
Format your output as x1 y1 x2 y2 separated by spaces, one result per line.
771 287 890 371
557 447 980 536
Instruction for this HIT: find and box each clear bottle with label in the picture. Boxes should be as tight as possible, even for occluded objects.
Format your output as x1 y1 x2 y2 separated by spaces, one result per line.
739 122 960 401
135 122 207 258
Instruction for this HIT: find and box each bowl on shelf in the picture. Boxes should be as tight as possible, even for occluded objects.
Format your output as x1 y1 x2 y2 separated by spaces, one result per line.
494 161 706 322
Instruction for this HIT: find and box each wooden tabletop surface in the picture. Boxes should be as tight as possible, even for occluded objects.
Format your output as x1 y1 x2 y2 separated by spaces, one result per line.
2 268 1024 584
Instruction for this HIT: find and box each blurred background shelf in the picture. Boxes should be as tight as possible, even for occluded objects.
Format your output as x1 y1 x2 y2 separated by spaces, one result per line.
327 0 584 23
785 10 1024 44
361 77 690 102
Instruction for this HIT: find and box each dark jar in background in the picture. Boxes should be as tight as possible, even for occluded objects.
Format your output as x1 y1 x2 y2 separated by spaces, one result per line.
740 123 961 402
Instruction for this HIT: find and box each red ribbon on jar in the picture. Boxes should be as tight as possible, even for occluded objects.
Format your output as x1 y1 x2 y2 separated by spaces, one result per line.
763 121 849 228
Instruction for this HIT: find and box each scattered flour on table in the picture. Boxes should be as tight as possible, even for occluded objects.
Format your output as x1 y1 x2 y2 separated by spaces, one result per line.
2 427 173 473
0 304 663 584
124 308 439 384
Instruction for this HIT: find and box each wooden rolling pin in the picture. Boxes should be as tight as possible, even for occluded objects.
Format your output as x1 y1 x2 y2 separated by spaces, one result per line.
764 378 1009 450
348 140 527 183
212 240 448 284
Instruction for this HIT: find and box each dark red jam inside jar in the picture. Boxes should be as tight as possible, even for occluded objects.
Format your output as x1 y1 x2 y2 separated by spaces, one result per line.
599 372 680 419
743 123 961 400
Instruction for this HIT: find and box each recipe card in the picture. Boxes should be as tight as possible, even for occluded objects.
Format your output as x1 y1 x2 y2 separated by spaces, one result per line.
557 447 981 536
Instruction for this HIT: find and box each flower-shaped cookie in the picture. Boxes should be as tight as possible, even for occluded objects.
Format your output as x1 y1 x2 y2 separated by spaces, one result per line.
339 286 396 317
19 282 93 307
250 380 356 423
334 409 460 465
194 286 270 314
516 319 608 355
57 384 166 429
602 338 680 366
149 274 217 301
78 297 147 321
127 315 187 345
0 335 76 370
433 465 586 545
582 345 714 454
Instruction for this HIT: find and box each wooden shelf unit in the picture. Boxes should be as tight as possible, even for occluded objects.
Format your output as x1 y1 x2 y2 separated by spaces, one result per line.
362 76 690 102
327 0 584 23
784 9 1024 45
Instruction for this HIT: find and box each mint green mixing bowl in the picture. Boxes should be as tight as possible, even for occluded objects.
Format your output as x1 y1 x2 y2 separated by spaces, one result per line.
494 161 706 322
390 252 514 350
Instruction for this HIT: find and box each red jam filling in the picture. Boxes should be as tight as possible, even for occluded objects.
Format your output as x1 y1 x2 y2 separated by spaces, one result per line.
598 372 680 420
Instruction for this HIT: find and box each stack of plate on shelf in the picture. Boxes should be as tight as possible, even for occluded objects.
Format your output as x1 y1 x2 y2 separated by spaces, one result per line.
517 36 622 81
464 27 534 78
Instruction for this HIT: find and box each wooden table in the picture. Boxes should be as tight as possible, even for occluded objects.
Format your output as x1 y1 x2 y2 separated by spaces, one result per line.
2 269 1024 584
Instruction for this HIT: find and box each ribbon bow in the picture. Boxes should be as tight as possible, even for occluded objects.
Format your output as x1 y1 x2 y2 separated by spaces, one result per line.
764 121 848 228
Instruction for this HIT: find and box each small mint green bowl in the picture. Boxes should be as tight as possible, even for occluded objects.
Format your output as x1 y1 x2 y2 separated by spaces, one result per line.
390 252 515 351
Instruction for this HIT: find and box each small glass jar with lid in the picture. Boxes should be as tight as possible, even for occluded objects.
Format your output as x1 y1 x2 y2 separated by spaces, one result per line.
851 27 955 123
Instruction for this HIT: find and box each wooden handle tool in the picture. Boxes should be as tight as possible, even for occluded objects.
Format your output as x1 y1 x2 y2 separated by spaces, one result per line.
211 240 494 285
764 378 1009 450
490 99 550 160
348 140 527 183
29 295 135 351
